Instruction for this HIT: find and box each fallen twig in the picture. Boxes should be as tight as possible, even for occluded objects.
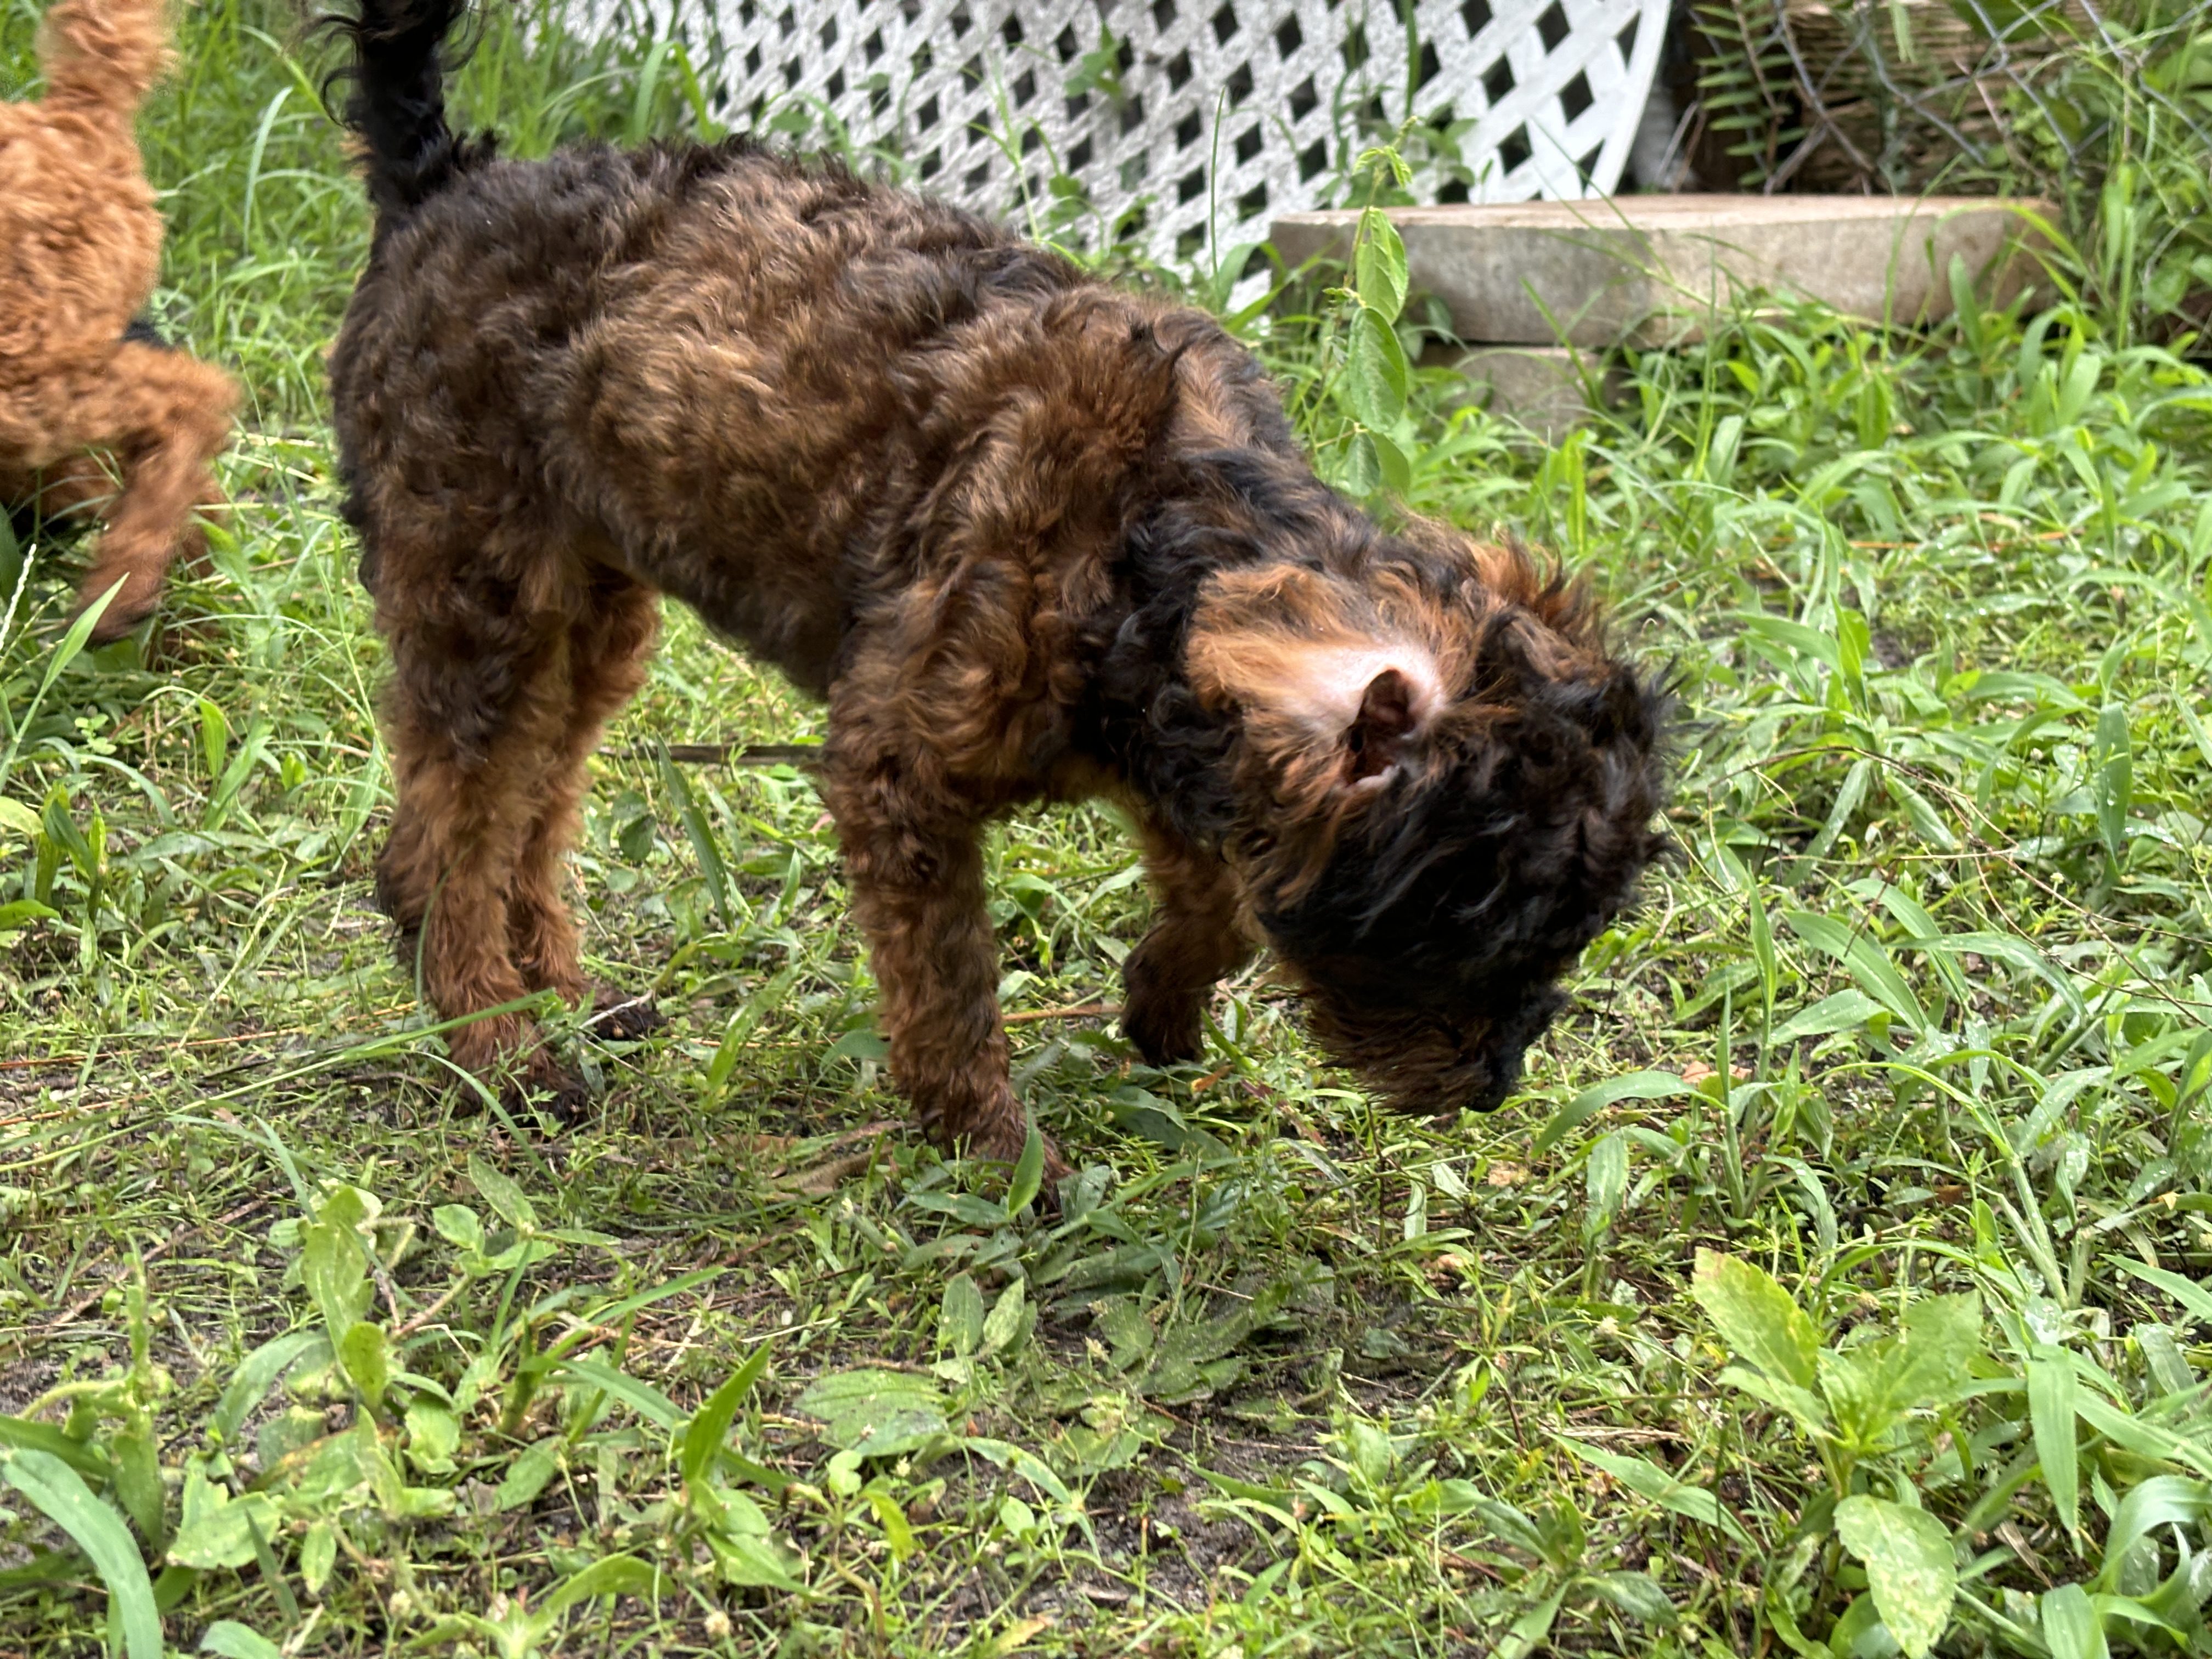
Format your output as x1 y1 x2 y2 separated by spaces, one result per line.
0 1008 414 1076
1002 1002 1119 1026
613 742 825 768
390 1280 467 1340
31 1199 268 1339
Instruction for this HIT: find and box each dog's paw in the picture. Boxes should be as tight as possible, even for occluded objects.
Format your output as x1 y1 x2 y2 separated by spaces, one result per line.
506 1053 594 1128
585 989 663 1043
1120 947 1212 1067
82 596 155 647
75 563 165 646
1121 991 1206 1069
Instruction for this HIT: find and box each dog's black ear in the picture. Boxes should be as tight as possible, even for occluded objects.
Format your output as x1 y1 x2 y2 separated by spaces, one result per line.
1345 667 1418 782
1547 664 1661 749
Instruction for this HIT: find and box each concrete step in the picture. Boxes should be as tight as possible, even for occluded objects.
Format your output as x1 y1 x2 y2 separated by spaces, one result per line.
1271 194 2049 349
1420 345 1619 444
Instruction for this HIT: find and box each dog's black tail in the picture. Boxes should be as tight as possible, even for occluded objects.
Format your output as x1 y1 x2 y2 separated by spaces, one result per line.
320 0 490 222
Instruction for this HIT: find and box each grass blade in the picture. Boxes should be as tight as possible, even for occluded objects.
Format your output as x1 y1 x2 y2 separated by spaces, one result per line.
1 1449 162 1659
1007 1122 1046 1215
200 1621 283 1659
214 1330 327 1443
2111 1259 2212 1327
1531 1071 1692 1160
2027 1346 2080 1540
0 581 120 797
543 1552 661 1616
0 1414 111 1482
679 1344 772 1487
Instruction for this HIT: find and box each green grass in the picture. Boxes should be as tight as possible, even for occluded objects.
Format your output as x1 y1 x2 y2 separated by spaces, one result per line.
2 1 2211 1655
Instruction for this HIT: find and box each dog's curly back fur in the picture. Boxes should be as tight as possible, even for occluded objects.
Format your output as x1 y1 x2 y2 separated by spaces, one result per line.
324 0 1668 1159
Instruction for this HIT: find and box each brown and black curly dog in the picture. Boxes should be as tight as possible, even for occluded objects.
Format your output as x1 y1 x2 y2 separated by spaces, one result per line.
322 0 1669 1176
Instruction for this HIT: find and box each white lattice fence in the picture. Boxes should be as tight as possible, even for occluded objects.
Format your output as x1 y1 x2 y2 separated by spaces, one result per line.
573 0 1669 270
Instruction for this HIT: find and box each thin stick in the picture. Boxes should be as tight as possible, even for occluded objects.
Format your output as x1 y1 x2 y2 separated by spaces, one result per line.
612 742 824 768
32 1199 268 1338
1002 1003 1119 1025
0 1008 415 1074
391 1280 466 1340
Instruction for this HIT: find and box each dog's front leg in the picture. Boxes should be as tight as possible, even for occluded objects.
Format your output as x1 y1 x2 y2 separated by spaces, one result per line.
821 751 1066 1177
1121 820 1254 1067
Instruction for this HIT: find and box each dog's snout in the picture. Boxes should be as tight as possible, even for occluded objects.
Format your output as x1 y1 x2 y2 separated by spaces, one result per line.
1462 1056 1521 1114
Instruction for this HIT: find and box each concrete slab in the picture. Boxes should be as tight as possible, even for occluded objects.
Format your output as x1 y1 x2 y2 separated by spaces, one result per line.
1272 195 2049 348
1427 345 1618 443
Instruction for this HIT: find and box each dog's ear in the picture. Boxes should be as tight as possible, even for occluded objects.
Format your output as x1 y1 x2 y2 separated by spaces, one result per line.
1344 667 1419 783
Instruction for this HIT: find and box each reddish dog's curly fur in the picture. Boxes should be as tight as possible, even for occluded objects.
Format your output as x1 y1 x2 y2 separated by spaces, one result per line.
324 0 1670 1173
0 0 236 639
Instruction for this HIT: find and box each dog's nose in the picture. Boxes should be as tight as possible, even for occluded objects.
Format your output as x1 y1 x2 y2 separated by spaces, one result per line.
1464 1042 1528 1113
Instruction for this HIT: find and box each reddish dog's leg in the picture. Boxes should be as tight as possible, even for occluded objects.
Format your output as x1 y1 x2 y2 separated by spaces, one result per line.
59 344 234 641
821 724 1066 1176
507 574 661 1019
1121 821 1254 1067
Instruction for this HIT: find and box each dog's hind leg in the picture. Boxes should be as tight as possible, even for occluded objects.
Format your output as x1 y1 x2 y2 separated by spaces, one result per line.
1121 821 1254 1067
61 342 234 641
371 560 584 1109
507 570 662 1036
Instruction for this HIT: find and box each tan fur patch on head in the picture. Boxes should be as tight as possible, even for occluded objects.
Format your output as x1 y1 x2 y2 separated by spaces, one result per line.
1187 528 1616 783
1183 524 1635 905
1186 563 1466 803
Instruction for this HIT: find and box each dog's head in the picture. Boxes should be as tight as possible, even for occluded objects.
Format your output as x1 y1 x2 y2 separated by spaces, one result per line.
1186 527 1669 1115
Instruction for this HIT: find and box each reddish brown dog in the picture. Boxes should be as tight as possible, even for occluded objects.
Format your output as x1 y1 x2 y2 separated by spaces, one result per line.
324 0 1669 1173
0 0 235 639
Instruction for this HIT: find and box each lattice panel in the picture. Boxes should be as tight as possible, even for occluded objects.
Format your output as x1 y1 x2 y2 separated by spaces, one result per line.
571 0 1669 272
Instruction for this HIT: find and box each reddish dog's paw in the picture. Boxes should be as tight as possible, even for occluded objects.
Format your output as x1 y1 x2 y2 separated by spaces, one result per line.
961 1116 1073 1214
1121 992 1206 1068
